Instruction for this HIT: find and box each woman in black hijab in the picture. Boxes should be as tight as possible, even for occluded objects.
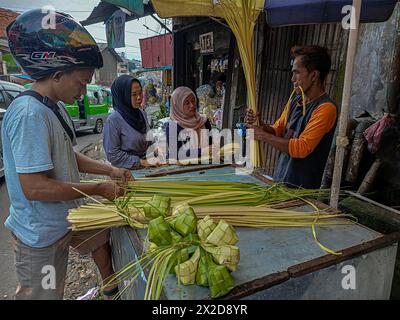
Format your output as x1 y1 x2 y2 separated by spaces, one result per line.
103 75 156 169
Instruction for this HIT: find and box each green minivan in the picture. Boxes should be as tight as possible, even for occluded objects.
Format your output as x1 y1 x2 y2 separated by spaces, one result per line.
24 83 112 134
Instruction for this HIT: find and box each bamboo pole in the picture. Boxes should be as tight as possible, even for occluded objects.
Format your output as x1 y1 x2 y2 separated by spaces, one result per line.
330 0 362 209
357 159 383 195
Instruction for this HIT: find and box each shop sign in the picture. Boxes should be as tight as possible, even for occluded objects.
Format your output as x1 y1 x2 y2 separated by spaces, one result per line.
199 32 214 54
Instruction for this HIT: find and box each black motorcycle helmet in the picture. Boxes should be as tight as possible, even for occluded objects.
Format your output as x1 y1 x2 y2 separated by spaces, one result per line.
7 9 103 80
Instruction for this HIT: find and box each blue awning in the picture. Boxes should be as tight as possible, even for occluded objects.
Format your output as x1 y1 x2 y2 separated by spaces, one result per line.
265 0 398 27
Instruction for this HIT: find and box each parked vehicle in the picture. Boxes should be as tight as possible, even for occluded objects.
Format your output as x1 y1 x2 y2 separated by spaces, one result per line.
66 84 112 134
0 80 26 178
24 83 112 134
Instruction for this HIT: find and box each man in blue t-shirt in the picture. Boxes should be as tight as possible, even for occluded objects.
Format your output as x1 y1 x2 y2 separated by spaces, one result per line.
3 9 132 300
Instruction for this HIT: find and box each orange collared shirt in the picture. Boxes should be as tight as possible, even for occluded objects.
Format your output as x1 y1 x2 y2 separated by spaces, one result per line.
271 102 337 159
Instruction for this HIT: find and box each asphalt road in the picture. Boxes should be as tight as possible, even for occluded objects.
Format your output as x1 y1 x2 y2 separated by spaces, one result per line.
0 179 14 300
0 131 102 300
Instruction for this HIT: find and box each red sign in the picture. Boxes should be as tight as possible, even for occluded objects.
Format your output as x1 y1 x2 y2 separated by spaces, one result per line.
139 34 173 69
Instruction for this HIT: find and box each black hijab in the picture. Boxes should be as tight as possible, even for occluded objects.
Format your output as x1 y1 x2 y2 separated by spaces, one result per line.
111 75 147 134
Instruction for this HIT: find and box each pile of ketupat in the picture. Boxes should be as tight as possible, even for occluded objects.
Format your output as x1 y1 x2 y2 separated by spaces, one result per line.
102 197 240 300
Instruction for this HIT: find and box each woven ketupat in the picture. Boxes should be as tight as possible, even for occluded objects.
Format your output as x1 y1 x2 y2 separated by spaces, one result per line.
144 208 240 299
170 229 183 243
196 248 209 286
101 200 242 300
183 233 200 244
208 259 235 298
148 216 172 246
203 244 240 272
175 247 201 285
206 219 238 246
143 195 171 219
168 206 197 236
171 247 190 270
197 215 217 241
172 204 191 216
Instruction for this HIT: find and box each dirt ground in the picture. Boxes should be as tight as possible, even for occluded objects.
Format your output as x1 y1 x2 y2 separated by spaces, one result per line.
64 139 108 300
64 249 101 300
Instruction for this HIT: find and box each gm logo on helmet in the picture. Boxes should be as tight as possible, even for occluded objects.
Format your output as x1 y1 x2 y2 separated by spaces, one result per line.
31 52 56 60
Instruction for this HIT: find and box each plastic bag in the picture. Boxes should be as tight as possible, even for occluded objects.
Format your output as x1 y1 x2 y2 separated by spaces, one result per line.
196 85 214 99
364 113 393 154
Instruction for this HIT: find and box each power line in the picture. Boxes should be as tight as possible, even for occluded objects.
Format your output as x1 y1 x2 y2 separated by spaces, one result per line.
88 24 152 37
92 36 140 49
93 37 140 49
143 25 161 35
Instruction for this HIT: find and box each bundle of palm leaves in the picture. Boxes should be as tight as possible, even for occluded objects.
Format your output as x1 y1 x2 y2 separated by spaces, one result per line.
68 181 337 232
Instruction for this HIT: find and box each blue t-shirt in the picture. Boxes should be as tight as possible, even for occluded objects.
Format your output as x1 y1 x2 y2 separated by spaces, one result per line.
1 95 82 248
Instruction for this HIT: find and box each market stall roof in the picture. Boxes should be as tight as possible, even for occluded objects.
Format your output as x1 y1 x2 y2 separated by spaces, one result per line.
151 0 265 18
152 0 397 25
83 1 398 31
81 0 155 26
265 0 398 26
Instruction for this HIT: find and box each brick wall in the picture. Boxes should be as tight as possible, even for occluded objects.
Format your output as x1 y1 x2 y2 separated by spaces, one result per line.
0 8 19 39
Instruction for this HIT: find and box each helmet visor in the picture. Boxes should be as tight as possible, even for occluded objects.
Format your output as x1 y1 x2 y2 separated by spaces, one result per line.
38 16 97 48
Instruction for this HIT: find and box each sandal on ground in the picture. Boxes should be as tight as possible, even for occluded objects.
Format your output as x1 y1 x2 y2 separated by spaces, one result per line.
102 285 119 300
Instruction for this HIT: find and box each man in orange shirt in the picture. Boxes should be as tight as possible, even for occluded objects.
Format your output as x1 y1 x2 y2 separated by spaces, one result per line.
246 45 337 188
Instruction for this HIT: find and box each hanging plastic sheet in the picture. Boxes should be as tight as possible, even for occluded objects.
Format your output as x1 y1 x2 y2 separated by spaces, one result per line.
103 0 144 16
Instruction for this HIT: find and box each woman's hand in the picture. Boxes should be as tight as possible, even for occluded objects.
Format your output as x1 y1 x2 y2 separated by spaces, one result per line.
140 159 162 168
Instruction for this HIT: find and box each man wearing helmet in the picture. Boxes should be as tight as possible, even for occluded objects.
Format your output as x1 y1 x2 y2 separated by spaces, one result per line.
2 9 130 300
